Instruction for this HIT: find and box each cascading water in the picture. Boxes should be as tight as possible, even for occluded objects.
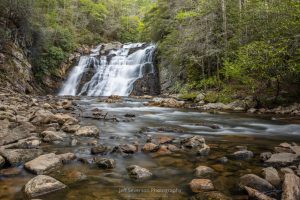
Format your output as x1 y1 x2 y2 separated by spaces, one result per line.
59 43 156 96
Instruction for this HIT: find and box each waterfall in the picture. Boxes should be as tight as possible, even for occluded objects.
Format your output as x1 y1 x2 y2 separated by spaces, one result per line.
59 43 156 97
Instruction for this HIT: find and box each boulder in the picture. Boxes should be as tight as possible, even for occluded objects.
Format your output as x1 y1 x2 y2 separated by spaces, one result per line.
53 113 78 125
198 144 210 156
244 186 276 200
120 144 137 154
280 167 295 174
142 143 159 152
195 166 215 178
158 136 174 144
195 93 205 102
265 153 299 167
94 158 116 169
0 123 33 146
75 126 100 137
156 145 172 155
189 179 214 193
127 165 152 180
232 150 254 160
262 167 281 187
181 136 206 149
0 149 43 166
58 153 76 164
62 124 80 133
282 173 300 200
24 153 62 175
239 174 275 193
30 109 55 124
91 145 109 154
24 175 66 198
41 131 65 142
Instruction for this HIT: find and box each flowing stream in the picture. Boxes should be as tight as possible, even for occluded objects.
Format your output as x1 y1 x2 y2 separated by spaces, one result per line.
3 97 300 200
59 43 156 97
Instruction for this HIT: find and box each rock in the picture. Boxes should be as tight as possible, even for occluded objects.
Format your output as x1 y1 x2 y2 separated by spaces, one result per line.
24 153 62 175
158 136 174 144
124 113 136 118
217 157 229 163
75 126 100 137
0 167 21 177
198 144 210 156
30 109 55 124
195 93 205 102
260 152 272 162
189 179 214 193
120 144 137 154
235 146 247 151
127 165 152 180
274 146 293 153
195 166 215 178
71 139 78 146
58 153 76 163
24 175 66 198
282 173 300 200
239 174 275 192
0 149 43 166
91 145 109 154
262 167 281 187
142 143 159 152
290 146 300 155
43 103 53 109
156 145 172 155
191 191 232 200
200 103 229 111
0 155 5 168
248 108 257 113
181 136 206 148
244 186 276 200
62 124 80 133
166 144 181 152
265 153 299 167
279 142 292 149
232 150 254 160
0 122 33 146
280 167 295 174
41 131 65 142
53 113 78 125
94 158 116 169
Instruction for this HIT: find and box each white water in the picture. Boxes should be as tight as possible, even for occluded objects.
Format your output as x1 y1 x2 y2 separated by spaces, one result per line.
59 43 156 96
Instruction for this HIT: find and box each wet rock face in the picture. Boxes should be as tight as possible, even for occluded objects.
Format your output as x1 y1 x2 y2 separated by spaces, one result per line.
24 175 67 198
131 72 160 96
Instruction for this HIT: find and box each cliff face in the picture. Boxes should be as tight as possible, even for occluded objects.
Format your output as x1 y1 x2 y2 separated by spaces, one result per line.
0 42 42 94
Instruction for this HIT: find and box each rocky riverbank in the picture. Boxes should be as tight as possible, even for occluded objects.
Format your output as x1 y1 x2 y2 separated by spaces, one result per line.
1 92 300 199
143 96 300 116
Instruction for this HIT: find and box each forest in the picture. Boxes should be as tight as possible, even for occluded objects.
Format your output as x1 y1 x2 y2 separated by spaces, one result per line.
0 0 300 107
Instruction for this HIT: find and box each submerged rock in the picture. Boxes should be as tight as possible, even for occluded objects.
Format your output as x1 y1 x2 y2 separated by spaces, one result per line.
189 179 214 193
24 175 66 198
24 153 62 175
232 150 254 160
142 143 159 152
94 158 116 169
195 166 215 178
91 145 109 154
0 167 22 177
127 165 152 180
282 173 300 200
191 191 232 200
239 174 275 193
